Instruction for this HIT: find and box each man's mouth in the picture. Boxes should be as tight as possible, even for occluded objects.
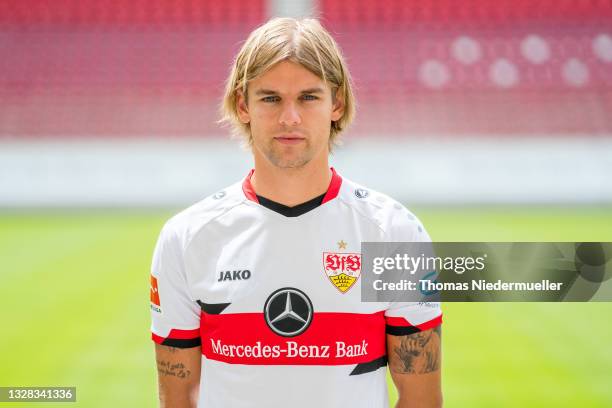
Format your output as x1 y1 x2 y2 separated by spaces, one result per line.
274 135 305 145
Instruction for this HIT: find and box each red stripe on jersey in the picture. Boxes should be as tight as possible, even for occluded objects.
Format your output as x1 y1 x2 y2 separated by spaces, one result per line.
242 169 259 203
242 168 343 205
416 314 443 331
321 167 342 204
152 333 165 344
200 311 386 365
152 328 201 344
385 314 443 331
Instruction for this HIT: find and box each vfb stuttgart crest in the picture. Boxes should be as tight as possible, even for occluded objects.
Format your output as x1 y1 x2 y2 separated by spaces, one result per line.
323 252 361 293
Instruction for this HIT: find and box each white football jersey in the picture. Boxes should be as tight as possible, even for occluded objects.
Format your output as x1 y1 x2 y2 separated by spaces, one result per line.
150 168 442 408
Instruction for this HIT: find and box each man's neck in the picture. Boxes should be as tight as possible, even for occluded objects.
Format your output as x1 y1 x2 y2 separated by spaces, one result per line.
250 160 332 207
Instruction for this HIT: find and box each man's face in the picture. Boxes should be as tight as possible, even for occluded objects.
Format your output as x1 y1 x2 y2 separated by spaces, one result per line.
236 60 344 169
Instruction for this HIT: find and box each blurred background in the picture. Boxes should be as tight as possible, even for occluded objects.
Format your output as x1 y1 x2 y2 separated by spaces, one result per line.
1 0 611 407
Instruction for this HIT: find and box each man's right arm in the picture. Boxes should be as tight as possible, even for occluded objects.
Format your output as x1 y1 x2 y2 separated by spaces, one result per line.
155 344 202 408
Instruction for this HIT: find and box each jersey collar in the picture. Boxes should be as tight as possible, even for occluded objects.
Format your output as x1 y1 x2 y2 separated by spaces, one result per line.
242 167 343 205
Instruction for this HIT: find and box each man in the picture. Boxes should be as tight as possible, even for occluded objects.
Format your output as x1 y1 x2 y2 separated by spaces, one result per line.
151 17 442 408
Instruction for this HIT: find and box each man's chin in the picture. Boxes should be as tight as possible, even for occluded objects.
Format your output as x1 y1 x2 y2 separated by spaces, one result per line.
268 155 311 169
273 160 310 169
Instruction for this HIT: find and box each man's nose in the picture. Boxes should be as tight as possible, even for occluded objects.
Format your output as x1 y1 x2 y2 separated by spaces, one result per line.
278 102 301 127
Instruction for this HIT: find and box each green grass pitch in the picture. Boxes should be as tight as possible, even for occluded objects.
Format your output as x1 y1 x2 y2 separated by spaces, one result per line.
1 207 611 407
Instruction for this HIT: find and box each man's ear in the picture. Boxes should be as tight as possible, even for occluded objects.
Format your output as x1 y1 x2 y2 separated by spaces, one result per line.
331 88 345 122
236 89 250 124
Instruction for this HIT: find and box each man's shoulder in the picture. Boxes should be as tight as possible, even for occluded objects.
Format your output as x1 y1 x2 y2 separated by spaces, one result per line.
338 177 428 240
338 177 415 220
160 180 246 245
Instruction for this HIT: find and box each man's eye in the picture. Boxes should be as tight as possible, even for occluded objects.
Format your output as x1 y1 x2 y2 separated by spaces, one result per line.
262 96 280 103
301 94 317 101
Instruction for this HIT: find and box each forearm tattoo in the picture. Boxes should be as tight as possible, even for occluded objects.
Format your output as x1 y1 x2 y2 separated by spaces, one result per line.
156 348 192 380
391 326 441 374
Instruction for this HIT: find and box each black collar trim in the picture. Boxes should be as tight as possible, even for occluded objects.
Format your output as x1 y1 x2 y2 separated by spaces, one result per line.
256 193 326 217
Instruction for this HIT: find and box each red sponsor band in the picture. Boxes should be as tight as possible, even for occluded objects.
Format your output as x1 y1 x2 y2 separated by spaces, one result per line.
200 311 386 365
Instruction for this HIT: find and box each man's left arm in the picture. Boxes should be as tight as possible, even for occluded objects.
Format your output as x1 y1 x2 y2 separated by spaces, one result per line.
387 326 442 408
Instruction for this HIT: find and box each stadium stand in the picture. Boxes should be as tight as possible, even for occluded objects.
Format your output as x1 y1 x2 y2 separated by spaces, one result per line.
0 0 264 138
0 0 610 137
320 0 612 135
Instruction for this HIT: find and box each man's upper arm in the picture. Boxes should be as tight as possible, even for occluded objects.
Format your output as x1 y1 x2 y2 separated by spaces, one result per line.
150 223 202 407
383 207 442 406
387 326 442 408
155 344 201 408
384 299 443 408
150 224 201 346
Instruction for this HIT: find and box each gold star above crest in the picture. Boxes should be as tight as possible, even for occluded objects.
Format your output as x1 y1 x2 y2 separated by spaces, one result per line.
337 240 347 250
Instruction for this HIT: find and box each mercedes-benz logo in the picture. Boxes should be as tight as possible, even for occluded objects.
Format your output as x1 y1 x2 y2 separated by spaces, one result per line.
264 288 313 337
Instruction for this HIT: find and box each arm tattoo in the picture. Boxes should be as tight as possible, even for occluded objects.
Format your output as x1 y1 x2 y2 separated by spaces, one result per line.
391 326 441 374
156 359 192 380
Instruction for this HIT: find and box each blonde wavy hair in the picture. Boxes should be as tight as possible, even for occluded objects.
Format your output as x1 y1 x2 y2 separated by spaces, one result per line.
219 17 356 149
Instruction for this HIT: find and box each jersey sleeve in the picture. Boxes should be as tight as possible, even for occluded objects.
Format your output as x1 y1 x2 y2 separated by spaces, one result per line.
384 302 443 335
384 207 443 335
150 223 202 348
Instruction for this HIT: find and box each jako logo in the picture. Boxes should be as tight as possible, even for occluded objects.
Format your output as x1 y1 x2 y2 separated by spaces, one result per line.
217 270 252 282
